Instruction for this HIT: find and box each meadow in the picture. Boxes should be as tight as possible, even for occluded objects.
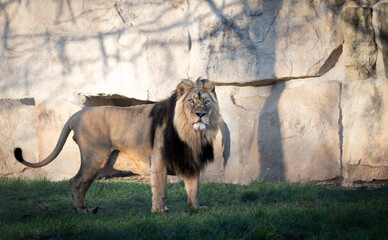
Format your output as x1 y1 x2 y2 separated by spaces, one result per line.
0 178 387 240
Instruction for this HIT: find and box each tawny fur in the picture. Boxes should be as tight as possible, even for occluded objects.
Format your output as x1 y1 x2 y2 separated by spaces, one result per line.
14 78 221 213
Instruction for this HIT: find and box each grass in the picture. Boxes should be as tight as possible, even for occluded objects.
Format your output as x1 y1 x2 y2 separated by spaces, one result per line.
0 178 387 240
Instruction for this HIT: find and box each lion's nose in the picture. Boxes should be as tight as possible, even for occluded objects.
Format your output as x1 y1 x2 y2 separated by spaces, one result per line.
195 112 206 118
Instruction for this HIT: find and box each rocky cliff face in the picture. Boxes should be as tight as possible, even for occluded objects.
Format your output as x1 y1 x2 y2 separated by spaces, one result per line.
1 0 387 184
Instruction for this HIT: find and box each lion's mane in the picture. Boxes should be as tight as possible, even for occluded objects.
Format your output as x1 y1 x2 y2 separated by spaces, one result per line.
149 79 221 177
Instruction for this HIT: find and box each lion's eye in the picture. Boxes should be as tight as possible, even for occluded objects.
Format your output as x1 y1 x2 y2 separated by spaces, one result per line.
188 99 195 104
205 99 211 105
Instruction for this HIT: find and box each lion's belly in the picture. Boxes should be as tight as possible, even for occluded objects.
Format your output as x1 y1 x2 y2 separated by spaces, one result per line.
109 151 150 175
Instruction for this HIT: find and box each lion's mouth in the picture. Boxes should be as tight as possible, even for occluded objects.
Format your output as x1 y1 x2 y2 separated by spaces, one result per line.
193 120 206 131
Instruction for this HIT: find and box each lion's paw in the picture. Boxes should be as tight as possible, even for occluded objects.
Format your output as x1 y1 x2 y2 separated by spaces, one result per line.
186 205 209 214
151 205 169 213
74 206 99 214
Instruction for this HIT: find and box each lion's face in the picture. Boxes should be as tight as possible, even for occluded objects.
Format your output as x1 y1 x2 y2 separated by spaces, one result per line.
184 89 215 131
173 79 220 142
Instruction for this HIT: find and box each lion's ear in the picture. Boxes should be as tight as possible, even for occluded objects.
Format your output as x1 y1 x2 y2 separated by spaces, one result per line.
177 79 194 97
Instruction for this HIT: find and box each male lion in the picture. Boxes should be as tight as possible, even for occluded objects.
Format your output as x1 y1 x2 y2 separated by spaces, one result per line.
14 78 221 213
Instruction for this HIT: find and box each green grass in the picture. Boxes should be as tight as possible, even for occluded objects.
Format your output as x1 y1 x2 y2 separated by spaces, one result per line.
0 178 387 240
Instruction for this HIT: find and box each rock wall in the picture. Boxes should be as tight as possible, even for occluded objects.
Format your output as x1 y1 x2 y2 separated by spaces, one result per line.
0 0 387 184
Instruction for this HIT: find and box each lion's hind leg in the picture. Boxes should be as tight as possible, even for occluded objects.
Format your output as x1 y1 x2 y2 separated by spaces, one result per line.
70 149 111 213
70 170 90 213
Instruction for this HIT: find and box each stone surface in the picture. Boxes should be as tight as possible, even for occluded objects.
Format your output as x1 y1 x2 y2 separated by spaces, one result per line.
342 6 377 79
200 124 230 183
0 0 344 102
376 2 388 78
342 81 388 181
273 1 343 78
0 0 388 184
0 0 150 101
0 99 45 179
348 0 380 6
189 0 343 83
218 81 341 184
274 82 341 183
331 0 347 7
35 100 82 180
115 0 192 100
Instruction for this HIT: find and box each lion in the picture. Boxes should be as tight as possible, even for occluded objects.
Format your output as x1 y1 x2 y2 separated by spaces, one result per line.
14 78 221 213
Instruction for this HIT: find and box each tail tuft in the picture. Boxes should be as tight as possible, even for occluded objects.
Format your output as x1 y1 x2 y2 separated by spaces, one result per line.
14 148 24 163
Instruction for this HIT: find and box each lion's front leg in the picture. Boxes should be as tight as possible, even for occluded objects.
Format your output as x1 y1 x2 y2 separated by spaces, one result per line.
184 175 205 210
150 155 168 213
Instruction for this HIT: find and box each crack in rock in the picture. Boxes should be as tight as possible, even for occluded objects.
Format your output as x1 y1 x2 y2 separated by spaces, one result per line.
114 2 132 28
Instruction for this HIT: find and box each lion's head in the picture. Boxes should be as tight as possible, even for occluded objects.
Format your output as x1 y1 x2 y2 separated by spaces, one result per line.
148 78 221 176
173 78 221 145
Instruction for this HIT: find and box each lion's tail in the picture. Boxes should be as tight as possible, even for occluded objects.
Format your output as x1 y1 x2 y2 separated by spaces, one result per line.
14 118 73 168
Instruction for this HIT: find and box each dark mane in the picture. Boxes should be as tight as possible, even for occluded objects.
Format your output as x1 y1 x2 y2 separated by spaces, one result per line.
149 91 214 177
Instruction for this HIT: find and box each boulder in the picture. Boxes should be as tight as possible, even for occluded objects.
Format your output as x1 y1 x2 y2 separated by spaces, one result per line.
201 125 229 183
0 0 344 102
0 99 45 179
0 0 150 101
331 0 347 7
375 2 388 78
218 81 341 184
189 0 343 83
36 100 81 180
342 81 388 181
115 0 191 100
348 0 380 6
342 6 377 79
